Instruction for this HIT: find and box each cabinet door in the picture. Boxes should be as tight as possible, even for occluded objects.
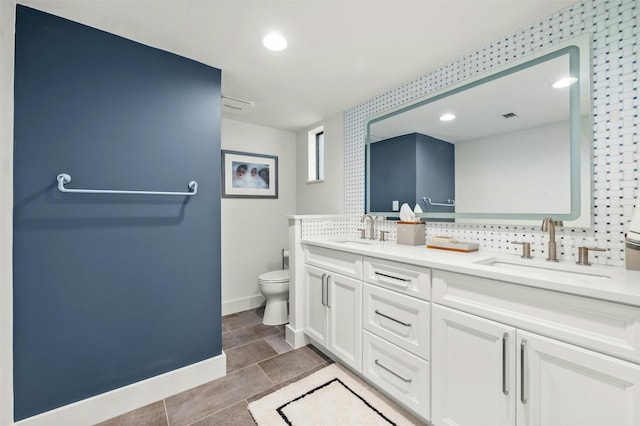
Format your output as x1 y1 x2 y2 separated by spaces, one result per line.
517 330 640 426
304 265 328 347
327 272 362 371
432 304 516 426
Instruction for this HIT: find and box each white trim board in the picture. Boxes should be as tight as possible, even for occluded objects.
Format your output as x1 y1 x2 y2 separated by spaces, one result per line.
285 324 309 349
14 352 226 426
222 294 265 316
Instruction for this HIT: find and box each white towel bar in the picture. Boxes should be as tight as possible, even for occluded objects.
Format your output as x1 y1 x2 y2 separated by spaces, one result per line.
422 196 455 207
56 174 198 196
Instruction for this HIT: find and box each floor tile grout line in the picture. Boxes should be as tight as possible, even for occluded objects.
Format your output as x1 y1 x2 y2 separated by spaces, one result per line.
103 308 296 425
257 363 277 387
225 343 285 369
222 320 274 335
256 358 331 390
162 399 170 426
250 348 288 370
223 328 284 352
191 334 305 421
244 399 258 426
176 360 334 426
182 396 257 426
168 343 275 426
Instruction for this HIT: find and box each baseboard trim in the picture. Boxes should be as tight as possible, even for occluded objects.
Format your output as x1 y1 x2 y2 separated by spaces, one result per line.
15 352 227 426
222 294 265 316
285 325 309 349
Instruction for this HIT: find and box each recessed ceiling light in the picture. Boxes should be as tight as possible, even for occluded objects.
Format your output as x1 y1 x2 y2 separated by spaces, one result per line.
262 33 287 52
440 113 456 121
552 77 578 88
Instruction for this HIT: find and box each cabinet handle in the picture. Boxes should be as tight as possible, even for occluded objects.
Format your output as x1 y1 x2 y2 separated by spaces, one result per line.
375 359 412 383
321 274 327 307
374 271 410 282
375 309 412 327
520 338 527 404
502 333 509 395
326 275 331 308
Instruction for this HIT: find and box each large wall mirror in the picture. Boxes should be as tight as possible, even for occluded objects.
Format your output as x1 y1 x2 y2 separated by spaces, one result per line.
365 35 592 227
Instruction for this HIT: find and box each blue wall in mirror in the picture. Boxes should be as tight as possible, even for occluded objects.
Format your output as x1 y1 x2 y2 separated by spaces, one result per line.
368 133 454 214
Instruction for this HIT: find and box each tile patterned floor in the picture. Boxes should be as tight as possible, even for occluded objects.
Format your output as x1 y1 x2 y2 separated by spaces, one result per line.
96 307 332 426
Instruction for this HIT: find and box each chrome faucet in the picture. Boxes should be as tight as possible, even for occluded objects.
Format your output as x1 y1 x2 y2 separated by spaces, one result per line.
361 214 375 240
541 216 563 262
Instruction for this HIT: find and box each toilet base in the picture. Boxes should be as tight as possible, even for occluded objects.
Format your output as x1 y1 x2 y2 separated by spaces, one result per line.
263 297 288 325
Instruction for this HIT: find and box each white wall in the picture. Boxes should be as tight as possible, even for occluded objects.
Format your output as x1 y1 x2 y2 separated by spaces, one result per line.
221 118 296 314
295 113 345 214
455 121 571 214
0 2 15 425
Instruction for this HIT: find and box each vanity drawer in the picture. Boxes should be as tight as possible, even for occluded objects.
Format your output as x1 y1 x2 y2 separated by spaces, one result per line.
362 330 430 422
364 257 430 301
433 269 640 364
363 283 430 360
304 245 363 279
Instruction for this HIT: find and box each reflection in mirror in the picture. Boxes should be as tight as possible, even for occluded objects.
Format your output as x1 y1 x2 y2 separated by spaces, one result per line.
369 133 455 214
366 36 591 227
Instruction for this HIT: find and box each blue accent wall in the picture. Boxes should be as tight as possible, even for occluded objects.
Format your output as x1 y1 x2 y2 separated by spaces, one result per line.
415 133 455 213
13 6 222 420
369 133 454 213
369 134 417 211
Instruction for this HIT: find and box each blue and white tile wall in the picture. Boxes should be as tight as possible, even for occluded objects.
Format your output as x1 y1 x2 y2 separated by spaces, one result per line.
298 0 637 266
324 0 636 267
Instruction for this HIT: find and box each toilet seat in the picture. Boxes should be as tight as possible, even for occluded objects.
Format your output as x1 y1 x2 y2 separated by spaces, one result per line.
258 269 289 283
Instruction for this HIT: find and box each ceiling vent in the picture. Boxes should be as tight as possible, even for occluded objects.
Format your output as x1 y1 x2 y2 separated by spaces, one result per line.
501 112 518 119
221 95 254 115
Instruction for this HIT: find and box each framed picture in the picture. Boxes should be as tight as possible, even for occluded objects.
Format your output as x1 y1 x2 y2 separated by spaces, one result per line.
221 150 278 198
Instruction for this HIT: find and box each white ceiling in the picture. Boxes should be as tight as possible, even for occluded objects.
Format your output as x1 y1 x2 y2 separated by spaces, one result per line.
20 0 576 132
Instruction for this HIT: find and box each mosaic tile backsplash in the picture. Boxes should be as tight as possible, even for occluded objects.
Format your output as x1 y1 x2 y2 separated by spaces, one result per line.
306 0 638 267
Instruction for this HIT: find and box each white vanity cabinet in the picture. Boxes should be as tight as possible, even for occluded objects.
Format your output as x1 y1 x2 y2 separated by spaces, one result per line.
303 245 363 371
432 304 516 426
432 270 640 426
361 256 431 422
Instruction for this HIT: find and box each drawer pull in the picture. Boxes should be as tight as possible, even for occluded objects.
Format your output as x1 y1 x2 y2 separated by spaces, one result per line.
375 309 412 327
374 359 412 383
520 338 527 404
321 274 327 307
502 332 509 396
374 271 410 282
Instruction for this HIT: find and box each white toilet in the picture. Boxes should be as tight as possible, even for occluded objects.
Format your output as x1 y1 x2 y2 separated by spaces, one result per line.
258 269 290 325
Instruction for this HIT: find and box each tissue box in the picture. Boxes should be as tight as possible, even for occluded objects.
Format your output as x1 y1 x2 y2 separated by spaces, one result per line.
397 222 425 245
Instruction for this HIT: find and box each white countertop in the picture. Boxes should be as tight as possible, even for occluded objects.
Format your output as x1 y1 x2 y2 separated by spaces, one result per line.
302 237 640 307
287 214 348 220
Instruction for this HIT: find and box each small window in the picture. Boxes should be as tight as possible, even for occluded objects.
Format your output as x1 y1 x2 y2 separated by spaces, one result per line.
308 126 324 182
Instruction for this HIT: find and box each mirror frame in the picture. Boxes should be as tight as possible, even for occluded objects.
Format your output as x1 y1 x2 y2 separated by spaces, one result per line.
365 35 592 227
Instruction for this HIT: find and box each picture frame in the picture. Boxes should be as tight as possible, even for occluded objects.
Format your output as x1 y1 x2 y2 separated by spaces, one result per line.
221 150 278 198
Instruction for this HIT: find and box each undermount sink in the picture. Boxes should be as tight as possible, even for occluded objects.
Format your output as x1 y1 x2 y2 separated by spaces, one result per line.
331 238 397 246
474 257 613 281
333 239 378 245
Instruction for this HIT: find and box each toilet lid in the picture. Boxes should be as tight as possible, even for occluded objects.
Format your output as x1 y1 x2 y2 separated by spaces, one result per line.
259 269 289 283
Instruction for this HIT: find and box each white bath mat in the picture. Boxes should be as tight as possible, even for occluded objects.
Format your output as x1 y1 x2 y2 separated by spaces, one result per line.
247 363 417 425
